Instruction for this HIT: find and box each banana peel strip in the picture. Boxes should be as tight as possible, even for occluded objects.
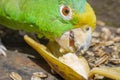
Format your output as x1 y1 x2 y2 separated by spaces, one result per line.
89 67 120 80
24 35 90 80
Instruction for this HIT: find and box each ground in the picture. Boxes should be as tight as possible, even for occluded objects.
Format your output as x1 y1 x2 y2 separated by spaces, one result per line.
0 0 120 80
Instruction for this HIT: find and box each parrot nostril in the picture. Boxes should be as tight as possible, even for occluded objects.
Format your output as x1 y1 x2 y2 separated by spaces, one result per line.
85 27 90 31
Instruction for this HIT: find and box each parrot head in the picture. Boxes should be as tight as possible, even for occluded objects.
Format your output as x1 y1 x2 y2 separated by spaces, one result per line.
38 0 96 54
33 0 96 39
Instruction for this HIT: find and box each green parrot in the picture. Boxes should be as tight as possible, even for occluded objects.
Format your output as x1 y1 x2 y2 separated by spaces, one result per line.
0 0 96 56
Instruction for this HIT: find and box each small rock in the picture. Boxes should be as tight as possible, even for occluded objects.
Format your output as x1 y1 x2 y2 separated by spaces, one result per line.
10 72 22 80
116 28 120 34
31 72 48 80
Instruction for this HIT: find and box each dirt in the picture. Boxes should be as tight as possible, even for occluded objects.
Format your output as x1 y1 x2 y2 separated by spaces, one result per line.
0 0 120 80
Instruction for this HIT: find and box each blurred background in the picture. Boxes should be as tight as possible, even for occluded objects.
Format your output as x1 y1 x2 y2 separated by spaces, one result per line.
89 0 120 27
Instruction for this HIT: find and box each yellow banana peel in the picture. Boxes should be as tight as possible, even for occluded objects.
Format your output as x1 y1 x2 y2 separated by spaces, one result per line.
89 67 120 80
24 35 90 80
24 35 120 80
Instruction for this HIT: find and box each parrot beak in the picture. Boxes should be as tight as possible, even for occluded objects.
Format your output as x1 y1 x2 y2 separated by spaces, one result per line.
55 26 92 55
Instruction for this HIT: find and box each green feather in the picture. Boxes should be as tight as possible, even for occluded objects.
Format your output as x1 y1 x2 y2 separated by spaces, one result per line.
0 0 86 40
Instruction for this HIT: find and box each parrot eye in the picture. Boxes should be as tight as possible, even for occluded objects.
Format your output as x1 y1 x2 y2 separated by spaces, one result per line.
62 6 70 16
60 5 72 20
85 27 90 31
